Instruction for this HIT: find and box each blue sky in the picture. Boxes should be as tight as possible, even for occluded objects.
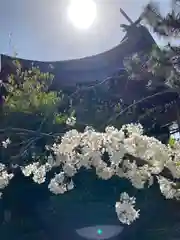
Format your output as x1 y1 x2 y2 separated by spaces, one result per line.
0 0 176 61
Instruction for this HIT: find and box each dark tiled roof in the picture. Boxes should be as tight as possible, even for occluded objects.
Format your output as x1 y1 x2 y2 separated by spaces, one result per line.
0 25 155 88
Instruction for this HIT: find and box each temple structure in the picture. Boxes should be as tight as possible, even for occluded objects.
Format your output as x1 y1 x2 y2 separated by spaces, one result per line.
0 10 179 134
0 24 155 88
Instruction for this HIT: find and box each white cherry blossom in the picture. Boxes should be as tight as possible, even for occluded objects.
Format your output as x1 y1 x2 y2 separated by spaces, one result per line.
2 138 11 148
66 116 76 126
2 123 180 225
115 192 140 225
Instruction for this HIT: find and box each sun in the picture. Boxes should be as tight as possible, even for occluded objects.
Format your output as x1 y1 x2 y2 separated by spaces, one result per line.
67 0 97 30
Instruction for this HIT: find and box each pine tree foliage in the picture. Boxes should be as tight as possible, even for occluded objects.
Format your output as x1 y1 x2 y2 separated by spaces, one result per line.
124 0 180 92
142 0 180 37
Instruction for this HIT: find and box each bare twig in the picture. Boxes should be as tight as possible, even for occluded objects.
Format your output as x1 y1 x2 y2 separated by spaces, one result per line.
0 127 60 138
103 89 178 129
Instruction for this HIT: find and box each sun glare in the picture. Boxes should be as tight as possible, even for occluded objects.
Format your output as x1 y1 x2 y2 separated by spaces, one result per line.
67 0 97 30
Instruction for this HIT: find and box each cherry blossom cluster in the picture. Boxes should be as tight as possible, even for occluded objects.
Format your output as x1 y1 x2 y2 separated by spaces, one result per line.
66 116 76 126
115 192 140 225
1 123 180 225
0 163 14 198
48 172 74 194
46 123 180 224
21 162 52 184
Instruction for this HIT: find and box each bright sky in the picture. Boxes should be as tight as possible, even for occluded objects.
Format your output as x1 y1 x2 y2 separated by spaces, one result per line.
0 0 176 61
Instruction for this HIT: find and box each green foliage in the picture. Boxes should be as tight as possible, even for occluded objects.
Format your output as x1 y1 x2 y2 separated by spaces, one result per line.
0 60 72 163
124 0 180 92
53 113 68 124
4 60 61 115
143 0 180 38
168 136 176 147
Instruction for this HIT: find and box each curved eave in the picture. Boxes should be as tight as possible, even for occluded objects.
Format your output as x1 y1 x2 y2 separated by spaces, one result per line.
1 26 156 87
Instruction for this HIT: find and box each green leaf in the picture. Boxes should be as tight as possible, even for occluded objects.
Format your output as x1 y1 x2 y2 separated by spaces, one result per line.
54 113 67 124
169 136 175 147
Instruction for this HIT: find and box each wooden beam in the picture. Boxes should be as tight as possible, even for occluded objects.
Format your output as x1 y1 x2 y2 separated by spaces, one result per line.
120 8 134 24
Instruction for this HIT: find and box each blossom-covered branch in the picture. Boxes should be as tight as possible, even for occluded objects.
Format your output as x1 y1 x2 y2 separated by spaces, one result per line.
1 123 179 225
